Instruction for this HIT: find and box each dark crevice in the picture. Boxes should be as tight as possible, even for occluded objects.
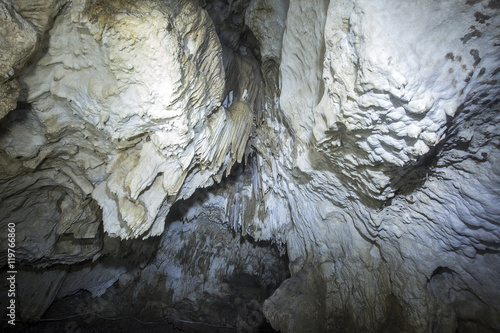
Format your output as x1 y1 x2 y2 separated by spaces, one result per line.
387 110 461 202
430 266 455 279
0 105 31 140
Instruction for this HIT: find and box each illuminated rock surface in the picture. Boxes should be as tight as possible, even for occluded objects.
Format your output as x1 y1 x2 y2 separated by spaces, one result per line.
0 0 499 332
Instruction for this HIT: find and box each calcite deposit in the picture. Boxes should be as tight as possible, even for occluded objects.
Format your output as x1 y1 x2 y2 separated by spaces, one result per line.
1 0 499 332
263 0 500 332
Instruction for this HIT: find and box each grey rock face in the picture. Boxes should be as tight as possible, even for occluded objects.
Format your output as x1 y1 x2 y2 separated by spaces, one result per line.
0 0 499 332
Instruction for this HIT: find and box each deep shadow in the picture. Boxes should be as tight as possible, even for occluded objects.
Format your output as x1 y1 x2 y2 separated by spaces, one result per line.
0 104 30 140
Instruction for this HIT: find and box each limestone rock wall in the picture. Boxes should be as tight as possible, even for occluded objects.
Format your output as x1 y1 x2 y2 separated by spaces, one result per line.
0 0 499 332
260 0 500 332
1 0 283 330
0 0 37 119
40 193 288 332
1 0 256 256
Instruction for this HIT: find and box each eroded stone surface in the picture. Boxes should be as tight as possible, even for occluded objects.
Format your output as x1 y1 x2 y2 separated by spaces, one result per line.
0 0 37 119
0 0 499 332
261 0 500 332
1 0 256 246
37 195 288 332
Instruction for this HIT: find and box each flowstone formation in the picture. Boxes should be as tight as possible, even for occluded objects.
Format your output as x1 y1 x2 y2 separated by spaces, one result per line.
1 0 500 332
262 1 500 332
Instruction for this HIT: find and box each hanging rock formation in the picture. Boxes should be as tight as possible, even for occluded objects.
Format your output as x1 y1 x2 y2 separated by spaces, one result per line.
0 0 499 332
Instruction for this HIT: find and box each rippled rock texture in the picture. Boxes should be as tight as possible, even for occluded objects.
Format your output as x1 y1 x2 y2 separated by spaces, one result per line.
1 0 500 332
